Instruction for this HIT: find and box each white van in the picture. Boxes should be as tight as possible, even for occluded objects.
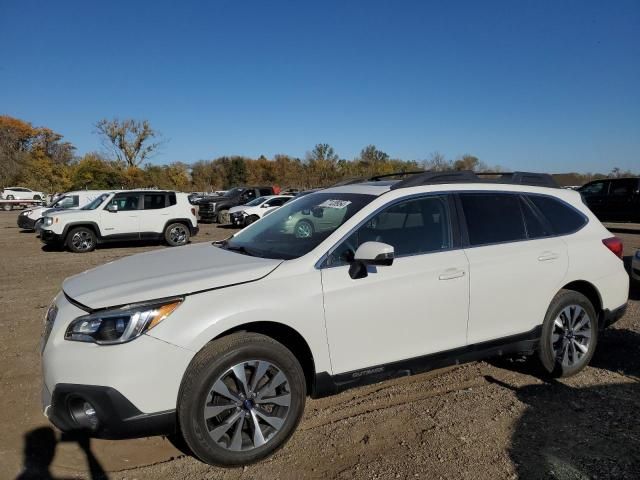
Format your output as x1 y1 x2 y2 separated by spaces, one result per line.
18 190 115 231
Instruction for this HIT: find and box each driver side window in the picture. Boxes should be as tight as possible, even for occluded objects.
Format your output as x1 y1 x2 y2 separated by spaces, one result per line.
327 195 453 267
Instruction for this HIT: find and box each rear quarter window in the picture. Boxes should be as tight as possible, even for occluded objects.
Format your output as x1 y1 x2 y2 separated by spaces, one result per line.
527 195 587 235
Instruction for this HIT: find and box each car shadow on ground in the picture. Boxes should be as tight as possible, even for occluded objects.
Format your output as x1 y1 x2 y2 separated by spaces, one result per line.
488 323 640 478
16 428 108 480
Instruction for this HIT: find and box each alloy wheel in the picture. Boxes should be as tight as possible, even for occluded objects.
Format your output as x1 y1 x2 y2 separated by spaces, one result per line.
551 304 592 368
203 360 291 452
71 231 94 251
170 225 188 244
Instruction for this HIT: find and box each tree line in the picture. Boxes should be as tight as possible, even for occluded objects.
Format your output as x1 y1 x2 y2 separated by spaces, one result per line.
0 115 635 194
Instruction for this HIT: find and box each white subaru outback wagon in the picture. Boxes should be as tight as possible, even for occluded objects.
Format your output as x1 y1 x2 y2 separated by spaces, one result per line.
40 190 198 252
41 171 628 466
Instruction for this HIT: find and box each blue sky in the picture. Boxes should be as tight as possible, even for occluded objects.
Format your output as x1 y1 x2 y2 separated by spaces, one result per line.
1 0 638 172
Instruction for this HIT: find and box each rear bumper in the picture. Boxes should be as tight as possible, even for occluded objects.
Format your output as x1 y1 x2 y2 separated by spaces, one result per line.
17 215 36 230
601 303 627 329
45 383 175 439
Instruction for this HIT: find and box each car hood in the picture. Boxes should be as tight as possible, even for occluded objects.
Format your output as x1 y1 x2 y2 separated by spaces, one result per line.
63 242 283 309
229 205 247 214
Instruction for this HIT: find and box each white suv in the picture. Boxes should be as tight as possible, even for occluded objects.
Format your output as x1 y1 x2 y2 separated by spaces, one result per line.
229 195 293 227
40 190 198 252
2 186 45 200
41 172 628 466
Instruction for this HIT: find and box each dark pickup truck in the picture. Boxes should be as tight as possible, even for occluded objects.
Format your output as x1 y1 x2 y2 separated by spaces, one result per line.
579 177 640 223
197 186 275 223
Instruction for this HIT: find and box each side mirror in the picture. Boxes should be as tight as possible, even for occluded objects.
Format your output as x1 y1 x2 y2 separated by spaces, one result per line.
261 203 269 208
349 241 394 279
107 204 118 213
312 206 324 218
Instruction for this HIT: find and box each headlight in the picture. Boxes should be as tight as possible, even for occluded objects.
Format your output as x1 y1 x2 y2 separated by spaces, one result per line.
65 298 183 345
44 217 53 226
21 211 29 216
635 250 640 259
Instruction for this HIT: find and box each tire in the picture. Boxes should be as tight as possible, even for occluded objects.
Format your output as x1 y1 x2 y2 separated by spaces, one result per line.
178 332 306 467
217 209 230 224
164 222 190 247
538 289 598 378
66 227 97 253
6 195 15 200
245 215 259 226
33 195 42 200
294 220 314 239
2 203 12 211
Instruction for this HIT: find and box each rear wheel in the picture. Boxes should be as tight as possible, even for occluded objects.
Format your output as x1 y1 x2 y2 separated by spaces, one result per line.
6 195 15 200
2 203 12 211
66 227 97 253
538 289 598 377
165 222 190 246
33 195 42 200
178 333 306 466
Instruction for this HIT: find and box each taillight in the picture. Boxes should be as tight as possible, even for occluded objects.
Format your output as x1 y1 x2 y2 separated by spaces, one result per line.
602 237 623 259
191 207 196 215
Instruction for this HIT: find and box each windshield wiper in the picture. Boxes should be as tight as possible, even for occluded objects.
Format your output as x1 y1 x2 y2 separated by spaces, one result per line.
221 243 260 257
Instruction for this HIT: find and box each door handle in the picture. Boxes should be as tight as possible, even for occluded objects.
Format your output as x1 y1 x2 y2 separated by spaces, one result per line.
538 252 559 262
438 269 466 280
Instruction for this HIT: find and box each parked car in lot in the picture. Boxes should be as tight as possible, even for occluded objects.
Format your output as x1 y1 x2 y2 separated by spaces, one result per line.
1 186 45 200
198 186 275 224
18 190 113 231
39 190 198 252
41 171 628 467
578 177 640 223
229 195 293 227
632 250 640 283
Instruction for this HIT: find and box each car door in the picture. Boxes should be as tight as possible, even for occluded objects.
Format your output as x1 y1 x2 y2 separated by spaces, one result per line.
458 192 568 344
578 180 610 220
139 192 170 235
260 197 288 217
101 193 141 238
321 194 469 374
606 179 639 222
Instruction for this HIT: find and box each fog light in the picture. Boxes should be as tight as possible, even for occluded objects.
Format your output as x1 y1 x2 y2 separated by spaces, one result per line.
68 397 100 430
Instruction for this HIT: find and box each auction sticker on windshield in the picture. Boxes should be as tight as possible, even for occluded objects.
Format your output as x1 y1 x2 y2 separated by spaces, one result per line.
318 199 352 209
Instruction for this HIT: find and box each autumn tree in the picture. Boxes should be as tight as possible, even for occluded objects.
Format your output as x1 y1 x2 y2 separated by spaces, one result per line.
423 151 453 171
306 143 340 186
95 118 162 168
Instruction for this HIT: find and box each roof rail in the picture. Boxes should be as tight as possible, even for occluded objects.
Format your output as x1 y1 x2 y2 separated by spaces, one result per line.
368 171 425 181
389 170 559 190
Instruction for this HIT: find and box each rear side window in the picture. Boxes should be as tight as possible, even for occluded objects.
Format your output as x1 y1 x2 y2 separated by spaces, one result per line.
527 195 586 235
609 179 639 196
579 181 608 195
144 194 167 209
259 188 273 196
460 193 526 245
520 197 551 239
168 193 177 206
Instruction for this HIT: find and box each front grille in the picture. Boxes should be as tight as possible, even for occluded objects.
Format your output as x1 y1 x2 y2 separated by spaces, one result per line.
41 303 58 353
199 203 215 213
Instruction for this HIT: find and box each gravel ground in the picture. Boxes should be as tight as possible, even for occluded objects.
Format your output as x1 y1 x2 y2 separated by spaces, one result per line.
1 211 638 480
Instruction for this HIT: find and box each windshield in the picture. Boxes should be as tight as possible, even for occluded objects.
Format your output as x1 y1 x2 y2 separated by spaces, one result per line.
82 193 110 210
245 196 267 207
224 188 244 197
224 192 375 260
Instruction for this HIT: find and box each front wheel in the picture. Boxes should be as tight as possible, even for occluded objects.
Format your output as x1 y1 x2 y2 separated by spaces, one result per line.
165 222 190 247
33 195 42 200
538 289 598 377
2 203 11 211
66 227 97 253
217 209 230 224
294 220 314 239
6 195 15 200
178 333 306 466
244 215 259 226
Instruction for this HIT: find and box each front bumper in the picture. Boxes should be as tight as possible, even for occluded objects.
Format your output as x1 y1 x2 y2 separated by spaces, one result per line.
17 214 37 230
41 293 194 438
40 228 64 245
46 384 176 439
230 212 245 227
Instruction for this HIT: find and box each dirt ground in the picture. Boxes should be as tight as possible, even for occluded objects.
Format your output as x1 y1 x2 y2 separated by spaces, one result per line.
1 211 639 480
